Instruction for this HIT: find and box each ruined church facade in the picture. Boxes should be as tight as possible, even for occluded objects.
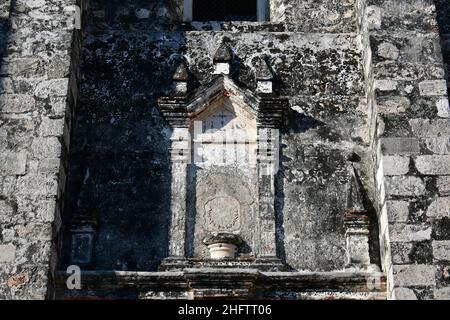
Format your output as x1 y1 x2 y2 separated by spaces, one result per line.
0 0 449 300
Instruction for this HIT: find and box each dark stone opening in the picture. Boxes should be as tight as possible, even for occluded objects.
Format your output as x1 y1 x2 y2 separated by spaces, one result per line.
193 0 257 22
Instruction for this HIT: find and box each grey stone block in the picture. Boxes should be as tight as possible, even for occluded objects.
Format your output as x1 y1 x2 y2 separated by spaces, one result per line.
0 152 27 176
415 155 450 175
410 119 450 137
382 156 410 175
0 244 16 262
437 176 450 196
426 197 450 218
386 200 410 222
0 94 35 113
392 287 417 300
31 137 62 159
381 138 420 155
38 117 65 137
424 137 450 154
385 176 426 196
393 265 436 287
34 79 69 98
419 80 448 96
432 241 450 261
434 287 450 300
389 223 432 242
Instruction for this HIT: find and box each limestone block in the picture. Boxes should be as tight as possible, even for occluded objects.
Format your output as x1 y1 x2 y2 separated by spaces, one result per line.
380 138 420 155
31 137 62 159
434 287 450 300
393 265 436 287
424 137 450 154
35 79 69 98
437 176 450 196
415 156 450 175
0 244 16 262
389 223 432 242
419 80 448 96
436 98 449 118
0 94 35 113
432 241 450 261
38 117 65 137
0 152 27 176
426 197 450 218
410 119 450 137
392 287 417 300
381 155 410 175
386 201 410 222
385 176 426 196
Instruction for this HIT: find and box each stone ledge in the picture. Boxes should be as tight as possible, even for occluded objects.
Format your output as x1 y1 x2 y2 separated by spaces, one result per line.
53 269 387 300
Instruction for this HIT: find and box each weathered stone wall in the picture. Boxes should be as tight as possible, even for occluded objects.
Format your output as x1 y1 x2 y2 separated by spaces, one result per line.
0 0 448 300
366 0 450 299
0 0 84 299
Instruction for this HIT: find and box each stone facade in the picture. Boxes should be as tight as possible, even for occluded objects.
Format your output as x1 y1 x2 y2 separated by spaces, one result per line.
0 0 448 300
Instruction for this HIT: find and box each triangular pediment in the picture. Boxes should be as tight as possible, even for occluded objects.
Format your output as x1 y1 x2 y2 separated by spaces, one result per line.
186 75 259 120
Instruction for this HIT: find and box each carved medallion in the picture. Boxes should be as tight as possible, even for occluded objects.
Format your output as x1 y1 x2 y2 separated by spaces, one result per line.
204 196 241 231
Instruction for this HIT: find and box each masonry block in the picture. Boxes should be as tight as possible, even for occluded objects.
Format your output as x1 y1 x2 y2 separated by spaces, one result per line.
381 155 410 175
432 241 450 261
0 152 27 176
385 176 426 197
419 80 448 96
380 137 420 155
426 197 450 218
389 223 432 242
415 155 450 175
0 94 35 113
393 265 436 287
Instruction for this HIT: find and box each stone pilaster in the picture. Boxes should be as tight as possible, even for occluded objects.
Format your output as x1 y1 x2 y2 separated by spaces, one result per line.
167 127 190 258
158 87 190 268
254 95 288 270
257 127 278 258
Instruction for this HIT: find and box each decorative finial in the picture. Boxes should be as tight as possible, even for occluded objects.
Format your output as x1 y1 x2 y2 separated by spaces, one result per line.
172 60 189 94
255 57 273 93
213 42 233 63
213 42 233 75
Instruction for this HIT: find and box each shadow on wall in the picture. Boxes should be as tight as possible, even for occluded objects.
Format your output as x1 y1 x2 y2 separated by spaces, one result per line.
434 0 450 93
0 1 12 80
59 0 186 272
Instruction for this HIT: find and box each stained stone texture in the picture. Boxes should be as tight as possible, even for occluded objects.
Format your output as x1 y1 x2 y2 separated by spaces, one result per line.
0 0 84 299
0 0 449 300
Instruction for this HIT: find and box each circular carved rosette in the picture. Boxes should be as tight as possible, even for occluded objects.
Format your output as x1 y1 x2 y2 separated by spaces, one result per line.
204 196 241 232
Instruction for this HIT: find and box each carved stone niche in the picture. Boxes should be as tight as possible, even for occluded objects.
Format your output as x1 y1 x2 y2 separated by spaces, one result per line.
158 53 288 271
